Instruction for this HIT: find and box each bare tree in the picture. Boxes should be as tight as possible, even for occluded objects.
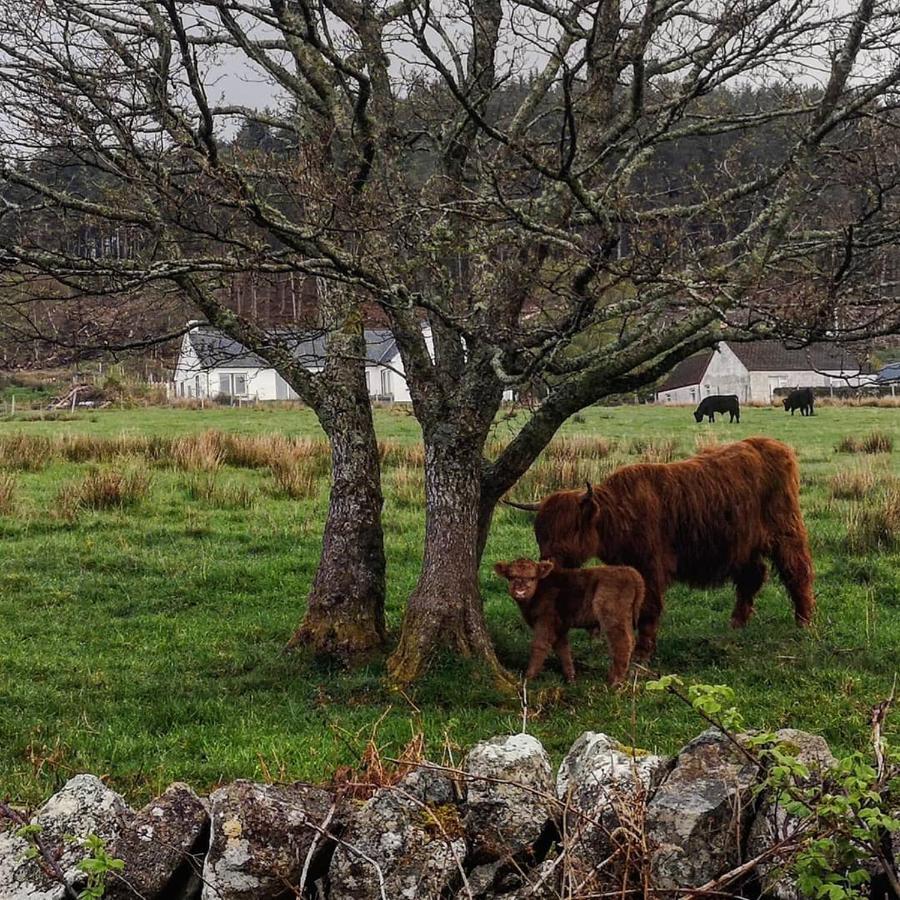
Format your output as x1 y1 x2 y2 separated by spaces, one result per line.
0 1 388 661
1 1 899 682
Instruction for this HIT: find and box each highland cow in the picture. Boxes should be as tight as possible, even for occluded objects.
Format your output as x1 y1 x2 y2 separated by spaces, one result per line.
494 558 645 685
508 437 814 661
694 394 741 423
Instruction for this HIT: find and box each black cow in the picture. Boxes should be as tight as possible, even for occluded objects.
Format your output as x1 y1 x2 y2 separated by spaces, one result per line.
693 394 741 423
783 387 815 416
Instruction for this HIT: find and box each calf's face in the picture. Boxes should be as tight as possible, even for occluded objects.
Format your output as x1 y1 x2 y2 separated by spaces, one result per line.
494 559 554 604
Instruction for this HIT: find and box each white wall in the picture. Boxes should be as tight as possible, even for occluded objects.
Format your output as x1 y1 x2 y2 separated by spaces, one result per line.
657 383 704 405
698 345 751 402
367 363 412 402
748 369 869 403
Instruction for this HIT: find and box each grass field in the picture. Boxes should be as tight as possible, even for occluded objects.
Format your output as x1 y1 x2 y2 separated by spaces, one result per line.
0 402 898 806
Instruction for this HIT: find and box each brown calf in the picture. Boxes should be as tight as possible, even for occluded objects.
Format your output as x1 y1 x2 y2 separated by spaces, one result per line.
494 558 645 686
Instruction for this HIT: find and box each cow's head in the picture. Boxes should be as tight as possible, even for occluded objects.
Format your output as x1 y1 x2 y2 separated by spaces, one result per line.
782 397 790 410
531 483 601 568
693 409 704 423
494 558 555 605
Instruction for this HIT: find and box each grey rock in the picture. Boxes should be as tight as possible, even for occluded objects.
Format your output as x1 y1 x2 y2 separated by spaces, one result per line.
329 767 465 900
462 861 502 896
106 782 209 900
503 857 564 899
201 780 336 900
646 729 760 892
747 730 836 900
557 732 669 888
463 733 554 864
0 774 131 900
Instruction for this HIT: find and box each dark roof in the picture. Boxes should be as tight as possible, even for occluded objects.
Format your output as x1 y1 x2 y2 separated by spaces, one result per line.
363 330 398 366
657 350 714 392
730 340 862 373
187 326 397 370
878 362 900 383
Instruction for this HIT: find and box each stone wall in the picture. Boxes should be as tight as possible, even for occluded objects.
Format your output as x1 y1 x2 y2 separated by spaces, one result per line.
0 728 886 899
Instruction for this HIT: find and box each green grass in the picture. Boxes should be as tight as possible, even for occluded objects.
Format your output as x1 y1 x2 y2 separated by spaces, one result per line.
1 402 899 805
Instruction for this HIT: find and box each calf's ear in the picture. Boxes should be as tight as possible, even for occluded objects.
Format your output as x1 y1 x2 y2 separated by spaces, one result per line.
494 562 511 579
537 560 555 579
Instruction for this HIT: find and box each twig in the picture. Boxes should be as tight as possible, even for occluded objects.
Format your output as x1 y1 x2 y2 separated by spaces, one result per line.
297 801 337 896
870 674 896 780
0 802 80 900
520 678 529 734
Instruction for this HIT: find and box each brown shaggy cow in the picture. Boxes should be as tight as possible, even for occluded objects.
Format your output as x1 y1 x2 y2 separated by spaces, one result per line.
512 437 814 660
494 558 645 685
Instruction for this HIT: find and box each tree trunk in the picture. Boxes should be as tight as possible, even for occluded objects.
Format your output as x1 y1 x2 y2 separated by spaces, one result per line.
388 437 512 686
287 355 386 662
287 405 386 660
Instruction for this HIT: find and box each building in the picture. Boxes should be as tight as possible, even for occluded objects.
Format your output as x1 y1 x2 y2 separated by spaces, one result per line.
655 340 873 404
877 362 900 385
173 323 414 402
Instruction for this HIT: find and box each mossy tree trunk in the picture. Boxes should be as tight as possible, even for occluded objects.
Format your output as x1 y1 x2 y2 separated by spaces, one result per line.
287 322 386 662
388 417 512 686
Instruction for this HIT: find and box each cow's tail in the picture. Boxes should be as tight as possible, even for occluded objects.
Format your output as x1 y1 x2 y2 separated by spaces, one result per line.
632 570 646 629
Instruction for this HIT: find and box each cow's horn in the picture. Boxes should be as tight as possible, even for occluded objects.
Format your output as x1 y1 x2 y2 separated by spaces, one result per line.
502 499 541 512
584 481 594 498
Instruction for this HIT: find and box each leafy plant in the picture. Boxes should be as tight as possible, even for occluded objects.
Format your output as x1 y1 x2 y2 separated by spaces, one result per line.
75 833 125 900
648 674 900 900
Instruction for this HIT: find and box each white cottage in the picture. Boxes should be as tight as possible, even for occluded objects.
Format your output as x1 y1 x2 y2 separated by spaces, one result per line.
656 340 873 404
173 323 416 402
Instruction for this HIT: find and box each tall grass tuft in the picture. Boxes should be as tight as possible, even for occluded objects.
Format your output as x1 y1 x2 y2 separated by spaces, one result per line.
629 436 680 463
0 434 54 471
269 458 319 500
389 465 425 507
835 430 895 455
379 441 425 469
829 466 879 501
846 485 900 553
172 431 225 472
694 432 722 453
862 430 894 454
515 455 619 499
544 436 617 462
56 466 151 520
0 473 17 515
182 473 256 508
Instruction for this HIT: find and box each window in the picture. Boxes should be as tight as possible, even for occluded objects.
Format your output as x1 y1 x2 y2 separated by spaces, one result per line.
381 370 392 397
218 373 248 397
195 375 201 397
365 370 372 395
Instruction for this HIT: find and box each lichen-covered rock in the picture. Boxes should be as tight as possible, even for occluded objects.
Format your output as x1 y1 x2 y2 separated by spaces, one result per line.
329 766 465 900
557 732 669 887
201 780 336 900
106 782 209 899
463 733 554 865
747 730 837 900
646 729 760 892
0 774 131 900
502 857 563 899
